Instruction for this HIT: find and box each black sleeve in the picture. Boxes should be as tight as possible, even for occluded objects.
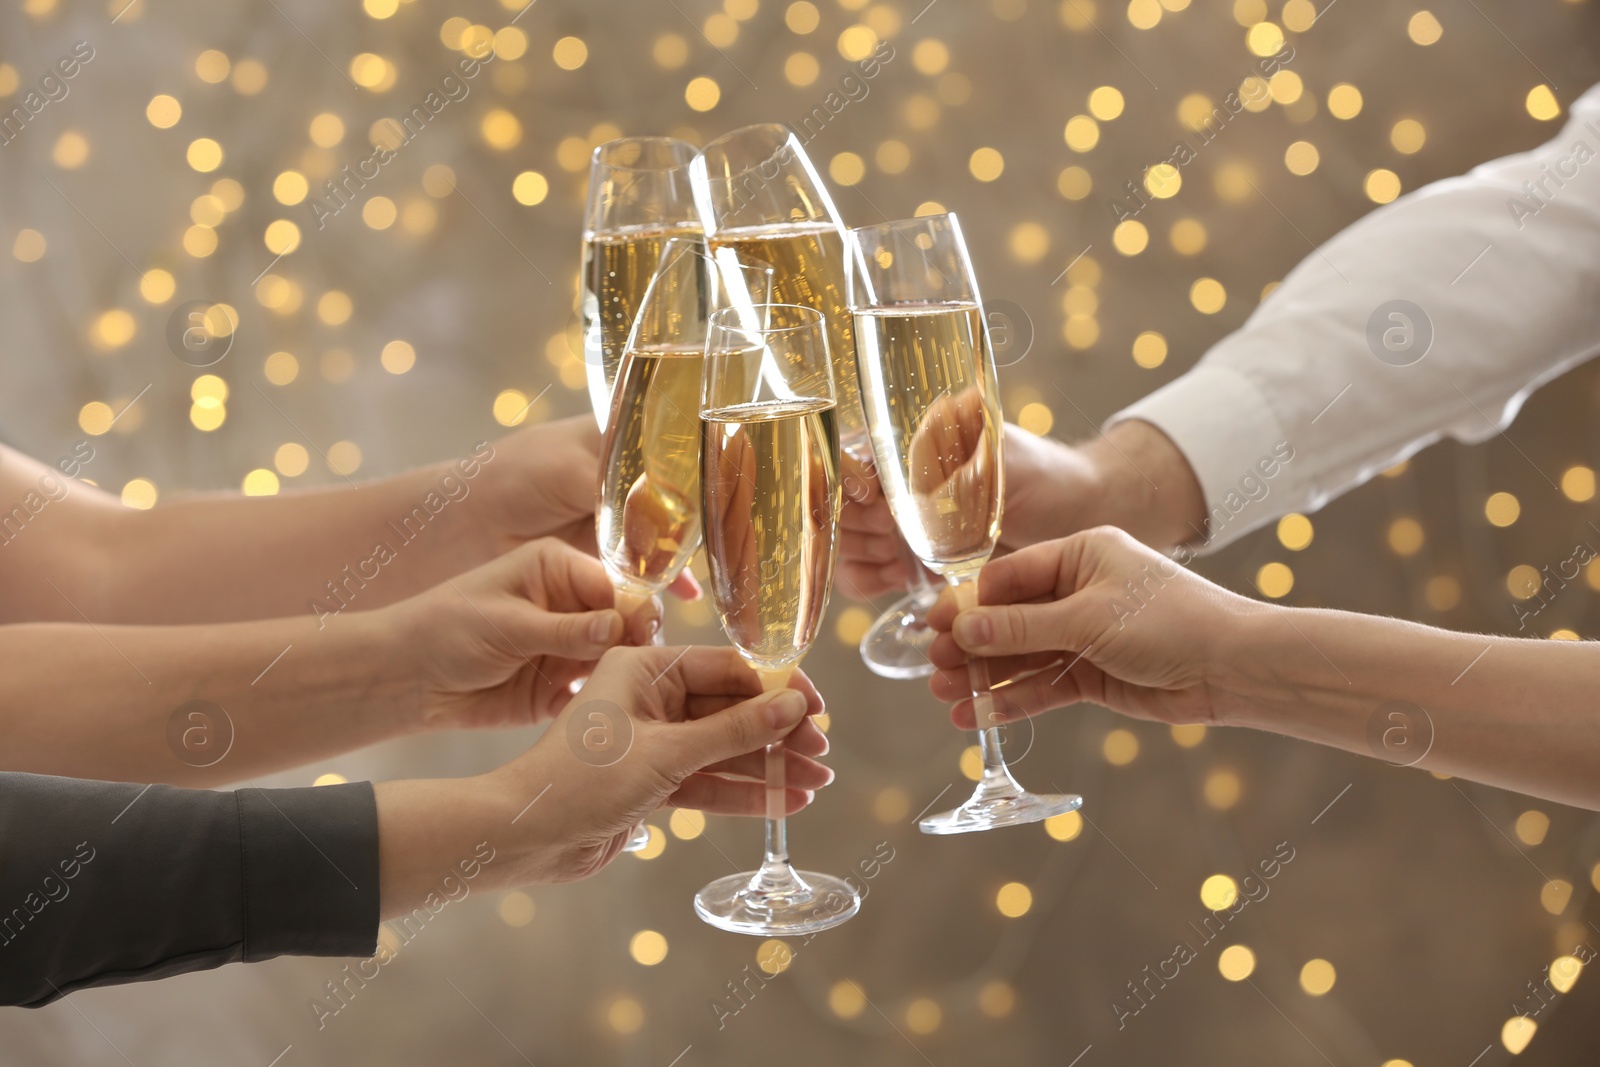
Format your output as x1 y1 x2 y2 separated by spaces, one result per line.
0 773 379 1008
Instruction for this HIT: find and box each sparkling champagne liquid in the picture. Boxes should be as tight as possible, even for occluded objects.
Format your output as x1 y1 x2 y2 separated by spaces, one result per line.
701 398 841 671
706 223 866 452
581 223 703 430
853 302 1004 580
597 345 705 599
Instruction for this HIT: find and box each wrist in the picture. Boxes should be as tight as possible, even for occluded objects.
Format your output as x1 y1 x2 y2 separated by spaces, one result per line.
1083 420 1207 551
341 603 429 734
1202 598 1291 728
376 774 523 920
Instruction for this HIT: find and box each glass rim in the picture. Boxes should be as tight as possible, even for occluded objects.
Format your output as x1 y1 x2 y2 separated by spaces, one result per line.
848 210 961 238
591 135 700 174
697 122 793 158
705 302 825 337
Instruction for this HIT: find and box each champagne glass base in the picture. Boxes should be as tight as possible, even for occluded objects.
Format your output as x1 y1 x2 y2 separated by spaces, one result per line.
621 824 651 853
694 867 861 935
919 791 1083 836
858 589 939 679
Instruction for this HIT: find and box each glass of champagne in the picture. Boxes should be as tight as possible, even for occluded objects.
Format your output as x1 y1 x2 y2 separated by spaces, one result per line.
848 213 1084 835
598 239 773 853
691 123 940 680
693 303 860 935
581 136 701 431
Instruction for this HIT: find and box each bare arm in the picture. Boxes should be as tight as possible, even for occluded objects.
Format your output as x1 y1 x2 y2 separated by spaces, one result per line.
929 529 1600 811
0 540 643 788
0 417 602 626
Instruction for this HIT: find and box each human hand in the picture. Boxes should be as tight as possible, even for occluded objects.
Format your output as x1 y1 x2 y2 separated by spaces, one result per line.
490 645 831 885
376 645 832 912
927 527 1267 729
392 538 659 732
836 421 1193 600
478 413 702 600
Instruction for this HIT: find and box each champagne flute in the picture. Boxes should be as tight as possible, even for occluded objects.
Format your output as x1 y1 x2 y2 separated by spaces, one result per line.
848 213 1083 835
598 239 773 853
691 123 940 680
581 136 701 431
693 303 860 935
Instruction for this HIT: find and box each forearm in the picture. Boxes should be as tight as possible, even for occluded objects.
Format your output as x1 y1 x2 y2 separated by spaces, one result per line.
375 776 519 921
1220 607 1600 808
0 609 420 786
100 459 498 624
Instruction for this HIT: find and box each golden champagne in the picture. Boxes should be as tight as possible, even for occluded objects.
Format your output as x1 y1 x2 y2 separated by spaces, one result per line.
597 345 704 604
853 302 1003 580
706 223 866 452
581 223 703 430
701 398 841 672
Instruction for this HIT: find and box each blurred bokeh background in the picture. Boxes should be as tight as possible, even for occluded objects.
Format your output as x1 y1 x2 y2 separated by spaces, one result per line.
4 0 1600 1063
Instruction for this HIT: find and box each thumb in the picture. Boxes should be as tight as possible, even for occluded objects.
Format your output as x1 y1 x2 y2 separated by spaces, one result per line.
660 689 809 774
952 598 1093 657
525 607 624 658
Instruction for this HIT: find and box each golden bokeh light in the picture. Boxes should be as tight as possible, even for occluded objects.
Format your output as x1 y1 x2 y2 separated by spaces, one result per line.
657 811 706 850
1190 277 1226 314
552 36 589 70
1515 810 1550 846
1277 513 1313 550
1256 562 1294 598
1407 10 1443 46
828 981 866 1019
904 998 942 1035
1501 1016 1536 1055
1204 769 1242 810
498 891 535 927
274 443 310 477
969 146 1005 181
1391 118 1427 154
1485 492 1521 527
629 930 668 966
978 980 1016 1018
12 228 46 263
685 76 721 111
1171 723 1207 747
1387 518 1424 556
756 939 794 975
1200 874 1239 910
996 882 1032 917
1327 82 1363 119
241 469 280 497
146 94 181 128
1112 219 1148 256
1063 114 1100 152
1299 958 1336 995
1103 728 1139 765
121 478 158 509
1365 168 1403 204
1217 944 1255 981
1132 331 1167 368
1045 810 1083 841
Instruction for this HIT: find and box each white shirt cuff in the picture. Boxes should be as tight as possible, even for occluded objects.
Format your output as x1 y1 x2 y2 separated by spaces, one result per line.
1106 364 1293 551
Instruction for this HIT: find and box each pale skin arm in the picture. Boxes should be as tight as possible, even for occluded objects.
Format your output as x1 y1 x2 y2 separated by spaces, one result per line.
374 646 830 918
928 529 1600 811
0 415 702 626
0 540 736 789
838 420 1204 596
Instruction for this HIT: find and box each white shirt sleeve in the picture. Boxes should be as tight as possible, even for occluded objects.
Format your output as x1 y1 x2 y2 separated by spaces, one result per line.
1110 83 1600 551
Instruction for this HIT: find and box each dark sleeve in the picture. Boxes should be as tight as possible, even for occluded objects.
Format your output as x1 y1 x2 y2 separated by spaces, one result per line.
0 773 379 1008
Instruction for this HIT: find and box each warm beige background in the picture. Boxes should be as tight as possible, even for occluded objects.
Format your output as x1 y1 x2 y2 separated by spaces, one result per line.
3 0 1600 1063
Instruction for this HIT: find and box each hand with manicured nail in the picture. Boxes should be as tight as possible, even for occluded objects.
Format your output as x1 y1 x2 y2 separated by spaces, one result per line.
376 644 834 902
399 538 656 731
926 526 1255 730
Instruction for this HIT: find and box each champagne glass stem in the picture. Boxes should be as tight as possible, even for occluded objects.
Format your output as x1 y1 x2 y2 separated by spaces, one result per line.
899 539 941 601
952 577 1023 801
757 668 794 881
